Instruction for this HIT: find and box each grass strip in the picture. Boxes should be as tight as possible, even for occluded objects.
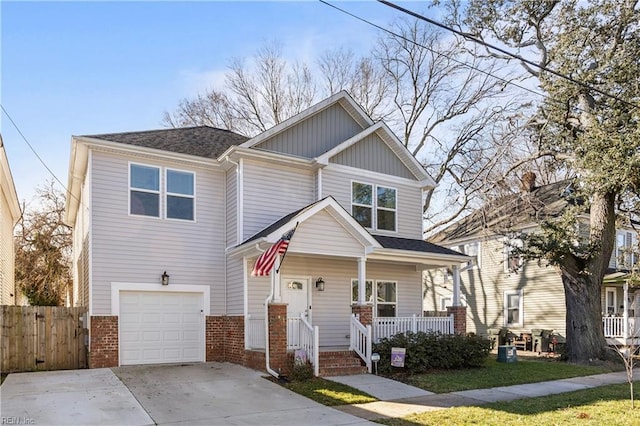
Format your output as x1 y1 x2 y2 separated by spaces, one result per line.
282 377 377 406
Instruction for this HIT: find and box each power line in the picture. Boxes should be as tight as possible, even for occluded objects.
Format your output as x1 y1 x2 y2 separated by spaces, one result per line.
319 0 549 102
378 0 639 110
0 103 79 205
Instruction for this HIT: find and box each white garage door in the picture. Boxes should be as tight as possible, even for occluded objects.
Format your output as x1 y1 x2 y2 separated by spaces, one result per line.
119 291 204 365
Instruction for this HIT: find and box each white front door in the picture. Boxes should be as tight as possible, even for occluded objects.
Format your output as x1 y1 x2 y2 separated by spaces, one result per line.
282 277 310 321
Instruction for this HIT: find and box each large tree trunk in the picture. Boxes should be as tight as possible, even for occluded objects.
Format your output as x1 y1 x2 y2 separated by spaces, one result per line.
561 191 615 363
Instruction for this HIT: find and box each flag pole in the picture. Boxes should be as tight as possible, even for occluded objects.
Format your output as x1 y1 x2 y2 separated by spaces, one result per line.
275 221 299 274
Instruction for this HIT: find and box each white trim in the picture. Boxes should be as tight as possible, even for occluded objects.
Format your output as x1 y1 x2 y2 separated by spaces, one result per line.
350 278 373 305
317 167 323 200
0 139 21 223
238 158 244 244
375 280 398 317
110 282 211 316
503 289 524 328
350 180 398 233
503 237 524 273
88 150 94 316
329 162 429 188
317 123 384 164
243 257 249 318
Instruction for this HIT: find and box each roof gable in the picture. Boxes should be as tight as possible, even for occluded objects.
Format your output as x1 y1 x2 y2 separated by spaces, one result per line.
240 91 373 155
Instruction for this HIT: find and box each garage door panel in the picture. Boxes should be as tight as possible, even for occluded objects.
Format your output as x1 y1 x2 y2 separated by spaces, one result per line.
119 291 204 365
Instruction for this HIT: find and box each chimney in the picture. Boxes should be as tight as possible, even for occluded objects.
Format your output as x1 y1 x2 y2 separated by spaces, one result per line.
521 172 536 193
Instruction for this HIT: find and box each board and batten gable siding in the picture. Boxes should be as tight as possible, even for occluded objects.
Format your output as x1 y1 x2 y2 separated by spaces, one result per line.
321 167 423 239
253 103 364 158
247 256 423 347
0 191 15 305
241 160 315 240
456 237 566 337
89 150 226 315
330 132 416 180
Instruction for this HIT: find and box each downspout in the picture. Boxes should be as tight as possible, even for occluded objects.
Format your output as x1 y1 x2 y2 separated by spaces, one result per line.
264 251 280 378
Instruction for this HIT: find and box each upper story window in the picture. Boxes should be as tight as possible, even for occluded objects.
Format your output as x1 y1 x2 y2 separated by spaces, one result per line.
129 163 195 221
616 231 638 269
130 164 160 217
455 241 480 269
351 181 396 232
166 169 195 221
504 238 524 273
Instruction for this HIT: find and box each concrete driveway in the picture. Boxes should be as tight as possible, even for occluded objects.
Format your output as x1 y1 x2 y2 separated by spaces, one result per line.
1 362 372 425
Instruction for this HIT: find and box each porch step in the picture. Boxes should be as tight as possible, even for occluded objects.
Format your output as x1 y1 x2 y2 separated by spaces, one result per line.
318 350 368 377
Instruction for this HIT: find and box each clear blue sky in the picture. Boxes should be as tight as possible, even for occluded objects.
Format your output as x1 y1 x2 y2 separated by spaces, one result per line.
1 1 421 204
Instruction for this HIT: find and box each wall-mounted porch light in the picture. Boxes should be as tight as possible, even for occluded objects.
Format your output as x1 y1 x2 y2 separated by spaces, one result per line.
315 277 325 292
161 271 170 286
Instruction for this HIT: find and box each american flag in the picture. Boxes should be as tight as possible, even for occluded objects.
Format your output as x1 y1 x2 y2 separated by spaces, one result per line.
251 228 296 277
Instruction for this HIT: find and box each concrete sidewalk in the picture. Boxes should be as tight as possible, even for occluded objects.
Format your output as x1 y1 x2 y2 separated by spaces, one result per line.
328 370 636 421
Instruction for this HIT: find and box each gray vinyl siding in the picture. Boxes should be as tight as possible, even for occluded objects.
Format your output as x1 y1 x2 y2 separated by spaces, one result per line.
247 256 423 347
424 237 566 337
330 133 416 180
292 210 366 257
253 103 364 158
321 167 423 239
242 160 315 240
89 150 226 315
226 169 237 247
226 256 244 315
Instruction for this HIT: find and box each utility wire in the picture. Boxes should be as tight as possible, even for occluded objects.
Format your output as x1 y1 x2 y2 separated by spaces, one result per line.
319 0 548 102
0 103 80 205
378 0 639 110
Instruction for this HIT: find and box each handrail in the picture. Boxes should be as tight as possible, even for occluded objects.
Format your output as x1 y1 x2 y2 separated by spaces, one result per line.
299 314 319 376
350 314 372 373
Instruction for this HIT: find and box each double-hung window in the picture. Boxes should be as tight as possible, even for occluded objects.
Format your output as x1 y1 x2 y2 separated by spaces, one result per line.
130 164 160 217
616 231 638 269
504 290 523 327
351 181 396 232
166 169 195 220
351 279 397 317
504 238 524 273
129 163 195 221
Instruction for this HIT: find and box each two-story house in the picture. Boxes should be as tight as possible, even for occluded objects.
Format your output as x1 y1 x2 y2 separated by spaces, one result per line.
64 92 469 375
423 175 639 349
1 134 21 306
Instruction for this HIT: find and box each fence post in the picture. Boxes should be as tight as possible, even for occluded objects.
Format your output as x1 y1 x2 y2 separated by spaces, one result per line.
412 314 417 333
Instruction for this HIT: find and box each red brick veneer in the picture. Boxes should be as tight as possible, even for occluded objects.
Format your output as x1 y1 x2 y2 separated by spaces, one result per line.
351 304 373 326
447 306 467 335
89 316 119 368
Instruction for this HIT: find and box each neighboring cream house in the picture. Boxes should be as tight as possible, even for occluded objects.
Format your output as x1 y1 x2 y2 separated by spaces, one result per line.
424 177 639 347
65 92 468 375
0 134 21 305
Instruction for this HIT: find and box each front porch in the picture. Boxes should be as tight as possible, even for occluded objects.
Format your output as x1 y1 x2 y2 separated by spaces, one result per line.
602 271 640 345
245 305 460 376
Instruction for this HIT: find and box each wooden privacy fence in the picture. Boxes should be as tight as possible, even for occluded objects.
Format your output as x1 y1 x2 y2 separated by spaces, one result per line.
1 306 88 373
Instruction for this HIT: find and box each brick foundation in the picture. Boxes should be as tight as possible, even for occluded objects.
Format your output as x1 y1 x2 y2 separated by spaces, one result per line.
447 306 467 335
351 304 373 326
268 303 290 375
89 316 119 368
206 315 246 364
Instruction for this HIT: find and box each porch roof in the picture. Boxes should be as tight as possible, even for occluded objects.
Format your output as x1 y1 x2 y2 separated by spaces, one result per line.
231 197 469 267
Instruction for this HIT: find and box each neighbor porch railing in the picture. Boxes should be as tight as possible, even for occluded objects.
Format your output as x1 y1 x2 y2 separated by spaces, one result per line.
373 314 454 343
349 314 372 373
603 316 640 338
246 314 266 349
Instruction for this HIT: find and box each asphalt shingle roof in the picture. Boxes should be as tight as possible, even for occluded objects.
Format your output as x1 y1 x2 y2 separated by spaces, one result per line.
84 126 248 159
373 235 464 256
431 180 578 243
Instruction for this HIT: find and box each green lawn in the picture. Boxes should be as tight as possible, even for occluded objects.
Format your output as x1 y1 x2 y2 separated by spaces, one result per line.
282 377 377 406
396 358 621 394
377 383 640 425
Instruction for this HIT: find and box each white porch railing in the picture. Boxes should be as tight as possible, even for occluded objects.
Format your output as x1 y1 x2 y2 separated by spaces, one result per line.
287 317 302 349
246 315 266 349
350 314 372 373
373 314 454 343
603 317 640 338
299 315 320 377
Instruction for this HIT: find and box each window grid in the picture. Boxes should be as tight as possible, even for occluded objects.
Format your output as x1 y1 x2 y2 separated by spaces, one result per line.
351 181 397 232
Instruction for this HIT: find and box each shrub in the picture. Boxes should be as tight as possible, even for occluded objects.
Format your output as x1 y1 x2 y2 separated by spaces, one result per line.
372 331 491 374
289 360 314 382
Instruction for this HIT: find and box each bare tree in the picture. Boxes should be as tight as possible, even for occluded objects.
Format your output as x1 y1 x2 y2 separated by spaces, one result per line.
15 181 72 306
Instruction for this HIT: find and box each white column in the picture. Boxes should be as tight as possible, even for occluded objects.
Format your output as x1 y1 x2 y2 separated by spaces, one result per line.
624 281 629 339
358 257 366 304
452 265 461 307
